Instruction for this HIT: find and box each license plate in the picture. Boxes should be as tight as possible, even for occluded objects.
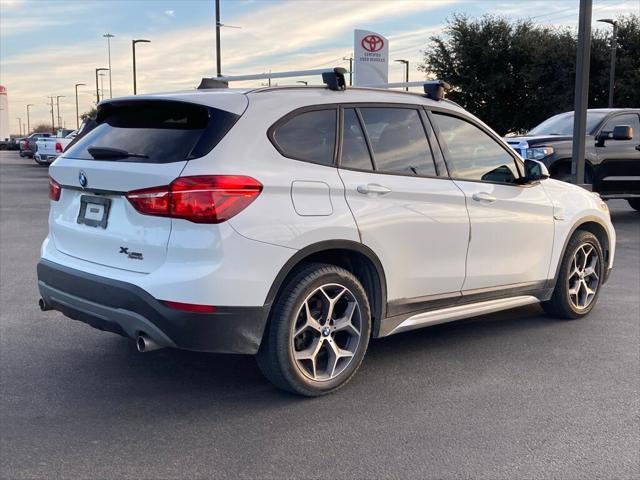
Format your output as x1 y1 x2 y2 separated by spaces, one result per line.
77 195 111 229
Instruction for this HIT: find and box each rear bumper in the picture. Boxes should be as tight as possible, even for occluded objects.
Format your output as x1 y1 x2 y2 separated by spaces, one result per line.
37 259 269 354
34 153 58 163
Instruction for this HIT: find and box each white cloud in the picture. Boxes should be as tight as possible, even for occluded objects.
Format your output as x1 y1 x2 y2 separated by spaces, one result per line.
164 9 175 18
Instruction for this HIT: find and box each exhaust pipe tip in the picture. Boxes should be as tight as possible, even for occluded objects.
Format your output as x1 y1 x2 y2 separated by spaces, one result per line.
136 334 162 353
39 298 52 311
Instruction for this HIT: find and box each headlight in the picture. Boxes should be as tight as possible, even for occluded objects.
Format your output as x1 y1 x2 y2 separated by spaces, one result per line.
526 146 554 160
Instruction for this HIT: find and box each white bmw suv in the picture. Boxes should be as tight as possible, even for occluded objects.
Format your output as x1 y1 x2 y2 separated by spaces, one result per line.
38 79 615 396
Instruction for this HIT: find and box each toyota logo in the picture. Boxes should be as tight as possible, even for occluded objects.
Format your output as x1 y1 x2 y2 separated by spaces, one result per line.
361 34 384 52
78 170 88 189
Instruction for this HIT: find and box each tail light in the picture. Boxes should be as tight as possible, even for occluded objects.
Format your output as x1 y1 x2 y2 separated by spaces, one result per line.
48 176 61 201
55 142 63 153
126 175 262 224
24 139 29 149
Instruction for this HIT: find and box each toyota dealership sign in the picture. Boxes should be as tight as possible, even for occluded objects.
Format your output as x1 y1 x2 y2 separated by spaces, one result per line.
354 29 389 86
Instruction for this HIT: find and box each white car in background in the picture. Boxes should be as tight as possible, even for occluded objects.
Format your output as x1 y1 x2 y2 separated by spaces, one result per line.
37 78 615 396
34 130 77 165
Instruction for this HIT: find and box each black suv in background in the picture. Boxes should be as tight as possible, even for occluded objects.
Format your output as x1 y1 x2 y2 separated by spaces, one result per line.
506 109 640 211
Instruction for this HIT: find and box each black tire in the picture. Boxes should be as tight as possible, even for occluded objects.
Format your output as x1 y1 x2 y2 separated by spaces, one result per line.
542 230 604 319
627 199 640 211
257 262 371 396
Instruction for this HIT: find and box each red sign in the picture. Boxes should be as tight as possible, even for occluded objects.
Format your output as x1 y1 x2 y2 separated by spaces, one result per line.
361 34 384 53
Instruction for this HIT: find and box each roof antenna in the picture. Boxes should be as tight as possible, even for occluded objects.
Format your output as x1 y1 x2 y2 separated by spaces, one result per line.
424 80 450 101
322 67 348 91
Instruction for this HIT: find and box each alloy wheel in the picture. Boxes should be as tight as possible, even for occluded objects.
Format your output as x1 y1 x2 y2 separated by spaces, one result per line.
290 283 362 382
567 242 600 310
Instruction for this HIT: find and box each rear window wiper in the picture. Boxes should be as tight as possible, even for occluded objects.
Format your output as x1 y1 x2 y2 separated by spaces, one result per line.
87 146 149 160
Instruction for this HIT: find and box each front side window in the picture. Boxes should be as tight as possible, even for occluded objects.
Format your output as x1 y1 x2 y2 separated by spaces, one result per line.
359 107 437 176
432 113 520 184
273 109 336 166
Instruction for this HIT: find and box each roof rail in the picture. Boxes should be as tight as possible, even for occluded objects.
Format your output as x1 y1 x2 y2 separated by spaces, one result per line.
363 80 451 100
197 67 350 90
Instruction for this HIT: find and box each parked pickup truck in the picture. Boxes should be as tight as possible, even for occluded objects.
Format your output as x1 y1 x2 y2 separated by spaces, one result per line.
506 108 640 211
20 133 52 158
34 130 77 165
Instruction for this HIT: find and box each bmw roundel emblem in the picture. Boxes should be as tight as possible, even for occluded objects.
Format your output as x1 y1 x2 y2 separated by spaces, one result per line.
78 170 88 189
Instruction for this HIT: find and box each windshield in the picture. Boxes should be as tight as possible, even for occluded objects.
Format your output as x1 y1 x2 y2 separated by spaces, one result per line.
528 111 608 136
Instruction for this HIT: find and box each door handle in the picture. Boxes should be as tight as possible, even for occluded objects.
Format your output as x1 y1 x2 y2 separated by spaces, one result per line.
472 192 497 203
357 183 391 195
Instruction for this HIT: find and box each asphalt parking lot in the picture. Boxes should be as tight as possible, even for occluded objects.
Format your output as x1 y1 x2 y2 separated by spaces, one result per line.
0 150 638 479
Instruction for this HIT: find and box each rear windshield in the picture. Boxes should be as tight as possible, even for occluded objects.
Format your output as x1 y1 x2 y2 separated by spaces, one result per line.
63 100 240 163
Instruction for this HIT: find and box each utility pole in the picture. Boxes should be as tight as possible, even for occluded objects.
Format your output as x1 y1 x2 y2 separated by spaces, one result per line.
597 18 618 108
215 0 222 76
132 39 151 95
343 56 353 86
16 117 22 136
55 95 65 131
103 33 115 98
95 68 109 104
26 104 34 134
48 96 55 133
571 0 592 186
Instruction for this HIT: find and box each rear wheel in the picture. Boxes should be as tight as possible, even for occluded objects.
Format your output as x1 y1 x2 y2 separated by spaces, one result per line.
543 230 604 319
627 199 640 211
257 263 371 396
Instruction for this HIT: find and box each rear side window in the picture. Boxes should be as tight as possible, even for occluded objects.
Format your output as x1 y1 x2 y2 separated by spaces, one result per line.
63 101 240 163
272 109 337 166
359 107 436 176
341 108 373 170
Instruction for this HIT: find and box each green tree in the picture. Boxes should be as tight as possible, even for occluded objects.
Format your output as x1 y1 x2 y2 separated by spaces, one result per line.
419 14 639 135
80 107 97 121
32 123 53 134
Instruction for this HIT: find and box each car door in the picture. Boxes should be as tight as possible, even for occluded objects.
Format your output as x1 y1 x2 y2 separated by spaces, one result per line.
337 105 469 313
429 111 555 292
593 112 640 196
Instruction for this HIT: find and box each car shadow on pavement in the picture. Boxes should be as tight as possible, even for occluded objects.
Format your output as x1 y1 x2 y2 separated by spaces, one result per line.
47 303 560 411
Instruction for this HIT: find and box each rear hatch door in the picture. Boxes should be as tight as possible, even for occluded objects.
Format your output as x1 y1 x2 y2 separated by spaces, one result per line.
49 96 245 273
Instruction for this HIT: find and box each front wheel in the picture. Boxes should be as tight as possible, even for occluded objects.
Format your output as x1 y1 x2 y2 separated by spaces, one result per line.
627 199 640 211
543 230 604 319
257 263 371 396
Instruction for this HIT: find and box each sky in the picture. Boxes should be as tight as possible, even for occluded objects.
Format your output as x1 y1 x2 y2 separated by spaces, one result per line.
1 0 638 134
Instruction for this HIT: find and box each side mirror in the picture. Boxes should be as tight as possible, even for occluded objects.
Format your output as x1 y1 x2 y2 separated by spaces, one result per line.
612 125 632 141
524 159 550 182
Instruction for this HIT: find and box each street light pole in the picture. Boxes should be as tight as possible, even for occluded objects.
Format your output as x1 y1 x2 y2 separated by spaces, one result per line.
395 59 409 91
55 95 65 131
215 0 221 76
48 96 55 133
74 83 86 129
26 104 34 134
16 117 22 136
103 33 115 98
342 56 353 86
99 74 106 101
597 18 618 108
571 0 592 186
132 39 151 95
95 68 109 104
